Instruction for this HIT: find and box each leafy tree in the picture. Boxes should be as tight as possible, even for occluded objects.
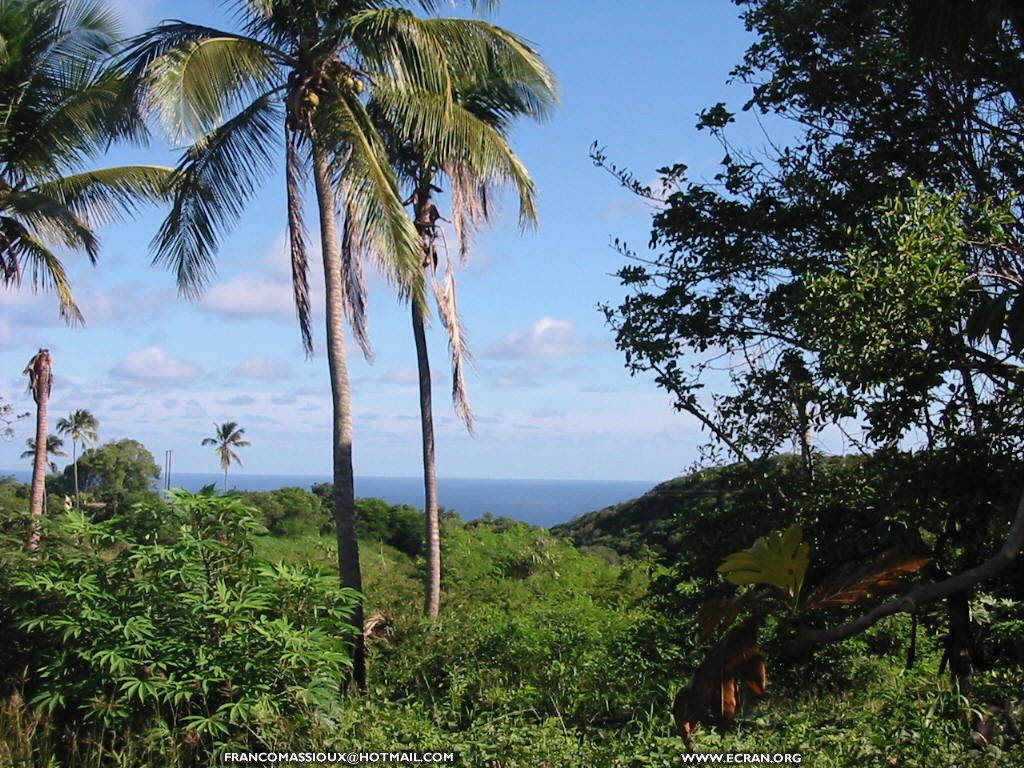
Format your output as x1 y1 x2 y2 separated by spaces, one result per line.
354 497 424 557
21 349 52 550
375 32 556 618
68 438 160 515
121 0 543 688
0 0 171 320
242 486 328 536
56 409 99 507
19 435 66 475
597 0 1024 715
201 421 250 492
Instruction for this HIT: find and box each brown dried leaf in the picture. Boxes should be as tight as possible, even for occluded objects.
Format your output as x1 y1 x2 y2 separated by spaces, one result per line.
697 590 755 642
673 616 766 751
806 549 931 610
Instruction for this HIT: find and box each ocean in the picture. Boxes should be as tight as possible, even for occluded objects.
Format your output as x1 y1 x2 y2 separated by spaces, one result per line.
173 473 655 528
1 470 655 528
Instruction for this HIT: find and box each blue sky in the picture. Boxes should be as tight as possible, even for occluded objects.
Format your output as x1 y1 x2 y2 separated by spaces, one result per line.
2 1 771 482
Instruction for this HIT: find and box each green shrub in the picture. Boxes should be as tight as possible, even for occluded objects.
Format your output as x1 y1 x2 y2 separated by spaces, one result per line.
241 486 329 536
3 489 358 763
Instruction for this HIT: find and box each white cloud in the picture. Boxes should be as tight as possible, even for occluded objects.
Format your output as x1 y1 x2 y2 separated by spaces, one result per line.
381 366 419 386
490 362 551 388
111 346 201 383
201 274 296 320
484 316 605 359
231 357 292 381
222 395 255 406
184 400 206 418
199 232 331 328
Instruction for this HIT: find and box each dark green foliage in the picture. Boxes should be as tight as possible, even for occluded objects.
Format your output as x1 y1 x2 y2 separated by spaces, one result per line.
57 438 160 516
374 518 668 735
355 497 424 557
309 485 428 556
1 490 358 763
241 486 329 536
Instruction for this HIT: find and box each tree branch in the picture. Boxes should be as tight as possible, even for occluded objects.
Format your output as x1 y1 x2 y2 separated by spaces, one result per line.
796 486 1024 647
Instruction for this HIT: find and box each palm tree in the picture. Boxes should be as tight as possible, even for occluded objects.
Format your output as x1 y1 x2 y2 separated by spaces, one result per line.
22 348 53 550
56 408 99 507
375 54 556 618
0 0 173 320
21 434 68 474
121 0 534 689
202 421 250 492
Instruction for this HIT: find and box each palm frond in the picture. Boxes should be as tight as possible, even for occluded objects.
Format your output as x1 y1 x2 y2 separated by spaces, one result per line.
44 0 120 58
431 252 475 431
0 217 83 322
375 84 538 233
418 17 557 123
341 204 374 360
145 34 280 141
117 19 286 86
322 87 424 305
33 165 175 227
286 126 314 355
0 190 98 258
152 95 282 298
7 42 145 175
346 7 453 98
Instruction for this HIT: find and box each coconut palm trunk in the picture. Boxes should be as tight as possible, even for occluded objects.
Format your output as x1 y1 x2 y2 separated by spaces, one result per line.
412 293 442 618
312 143 365 690
72 442 80 503
24 350 53 551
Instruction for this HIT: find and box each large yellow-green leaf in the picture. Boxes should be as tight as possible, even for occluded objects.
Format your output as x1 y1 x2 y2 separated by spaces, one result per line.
717 524 810 601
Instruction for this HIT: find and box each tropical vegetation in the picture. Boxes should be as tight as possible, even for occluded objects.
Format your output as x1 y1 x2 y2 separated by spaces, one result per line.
202 421 251 492
117 0 555 685
2 0 1024 764
376 25 556 618
0 469 1021 766
56 409 100 507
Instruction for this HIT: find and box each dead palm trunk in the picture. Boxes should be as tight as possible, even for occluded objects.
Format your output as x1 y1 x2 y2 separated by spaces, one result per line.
312 142 365 690
23 349 53 551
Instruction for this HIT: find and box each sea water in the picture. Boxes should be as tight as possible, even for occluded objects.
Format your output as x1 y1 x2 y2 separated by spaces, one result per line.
1 470 656 528
167 473 655 528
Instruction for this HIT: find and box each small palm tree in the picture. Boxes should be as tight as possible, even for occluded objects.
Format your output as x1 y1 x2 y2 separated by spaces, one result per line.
202 422 250 492
21 435 67 475
56 409 100 507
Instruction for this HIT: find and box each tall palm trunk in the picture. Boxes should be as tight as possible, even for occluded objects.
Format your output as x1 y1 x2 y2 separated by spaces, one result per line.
24 350 53 551
411 179 444 619
71 440 80 508
312 142 365 690
413 297 441 618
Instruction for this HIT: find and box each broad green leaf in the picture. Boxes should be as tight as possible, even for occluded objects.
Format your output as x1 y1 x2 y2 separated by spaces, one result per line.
717 524 810 602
